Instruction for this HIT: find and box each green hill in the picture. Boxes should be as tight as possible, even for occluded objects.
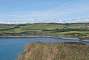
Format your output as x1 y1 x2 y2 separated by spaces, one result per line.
0 23 89 38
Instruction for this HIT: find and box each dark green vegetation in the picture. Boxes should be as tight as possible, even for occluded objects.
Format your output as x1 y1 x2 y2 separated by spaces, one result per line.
0 23 89 38
18 43 89 60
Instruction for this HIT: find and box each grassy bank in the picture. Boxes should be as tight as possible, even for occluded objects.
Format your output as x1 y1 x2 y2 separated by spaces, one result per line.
0 23 89 39
18 43 89 60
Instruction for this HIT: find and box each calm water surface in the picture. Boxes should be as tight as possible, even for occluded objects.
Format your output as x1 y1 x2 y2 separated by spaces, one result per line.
0 37 89 60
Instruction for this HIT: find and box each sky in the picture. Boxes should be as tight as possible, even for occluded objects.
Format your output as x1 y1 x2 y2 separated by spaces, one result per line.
0 0 89 24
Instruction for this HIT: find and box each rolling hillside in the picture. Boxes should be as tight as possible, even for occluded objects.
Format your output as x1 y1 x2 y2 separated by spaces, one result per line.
0 23 89 38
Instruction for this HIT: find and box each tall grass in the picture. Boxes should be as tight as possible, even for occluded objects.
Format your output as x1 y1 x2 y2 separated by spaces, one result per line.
18 43 89 60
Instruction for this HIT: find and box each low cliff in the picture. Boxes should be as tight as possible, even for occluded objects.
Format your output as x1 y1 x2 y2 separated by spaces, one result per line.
18 44 89 60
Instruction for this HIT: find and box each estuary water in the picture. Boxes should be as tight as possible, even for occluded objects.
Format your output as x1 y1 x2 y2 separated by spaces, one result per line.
0 37 89 60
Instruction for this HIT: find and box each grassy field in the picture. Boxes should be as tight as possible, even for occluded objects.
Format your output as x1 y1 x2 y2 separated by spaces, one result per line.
0 23 89 38
18 43 89 60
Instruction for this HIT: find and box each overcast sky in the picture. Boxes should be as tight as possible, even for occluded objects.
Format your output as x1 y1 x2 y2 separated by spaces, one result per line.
0 0 89 24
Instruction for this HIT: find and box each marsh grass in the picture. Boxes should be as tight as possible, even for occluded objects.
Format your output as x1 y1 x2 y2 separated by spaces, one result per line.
18 43 89 60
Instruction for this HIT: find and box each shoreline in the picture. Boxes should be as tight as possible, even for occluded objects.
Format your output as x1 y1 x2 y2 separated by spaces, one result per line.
0 35 86 39
0 36 54 38
0 36 89 40
0 36 80 39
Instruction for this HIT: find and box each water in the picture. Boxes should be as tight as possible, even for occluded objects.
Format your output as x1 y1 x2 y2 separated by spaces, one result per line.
0 37 89 60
